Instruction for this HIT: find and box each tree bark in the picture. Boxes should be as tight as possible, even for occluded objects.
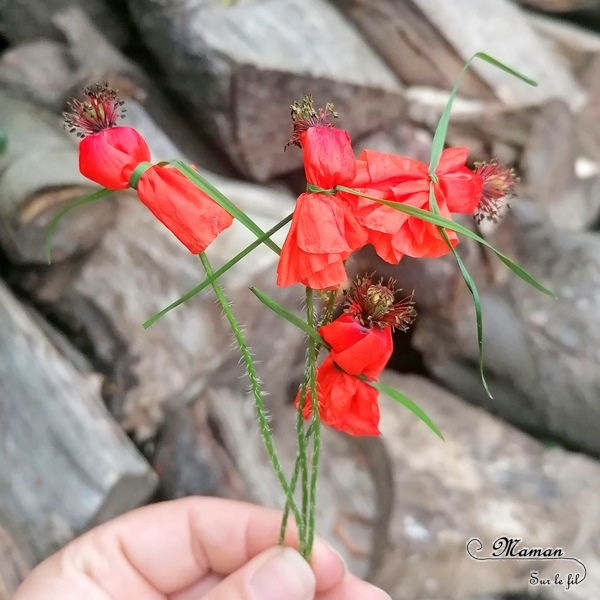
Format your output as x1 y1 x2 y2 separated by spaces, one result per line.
128 0 404 181
0 281 157 575
0 90 117 264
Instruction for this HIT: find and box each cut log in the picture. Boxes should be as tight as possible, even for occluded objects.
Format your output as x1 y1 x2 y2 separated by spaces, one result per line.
517 0 600 11
0 0 130 48
412 200 600 457
332 0 493 98
373 372 600 600
578 54 600 163
526 12 600 71
522 99 600 230
408 0 585 110
152 402 247 501
0 281 157 575
0 41 75 112
0 90 117 264
0 525 33 600
128 0 404 181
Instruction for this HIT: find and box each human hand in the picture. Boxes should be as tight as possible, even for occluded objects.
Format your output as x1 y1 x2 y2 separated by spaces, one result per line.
12 497 391 600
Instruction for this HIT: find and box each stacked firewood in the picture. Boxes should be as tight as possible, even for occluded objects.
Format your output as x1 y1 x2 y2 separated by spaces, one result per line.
1 1 600 599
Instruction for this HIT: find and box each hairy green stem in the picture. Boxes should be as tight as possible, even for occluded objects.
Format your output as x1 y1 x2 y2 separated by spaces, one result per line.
279 422 315 546
198 253 304 541
305 287 321 557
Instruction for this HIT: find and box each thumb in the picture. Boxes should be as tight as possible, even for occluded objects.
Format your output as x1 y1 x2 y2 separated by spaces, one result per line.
203 547 316 600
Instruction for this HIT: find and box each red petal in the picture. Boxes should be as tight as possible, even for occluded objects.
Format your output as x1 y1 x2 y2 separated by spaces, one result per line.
361 150 427 187
79 127 151 190
302 126 356 188
295 194 353 254
297 357 381 436
436 147 470 174
320 314 392 378
439 170 482 214
137 166 233 253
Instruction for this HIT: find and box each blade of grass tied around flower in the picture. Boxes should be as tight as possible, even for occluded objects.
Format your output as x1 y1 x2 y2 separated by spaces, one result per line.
46 188 113 264
429 52 537 172
250 286 326 347
335 187 554 298
143 213 293 329
170 160 282 255
368 380 444 440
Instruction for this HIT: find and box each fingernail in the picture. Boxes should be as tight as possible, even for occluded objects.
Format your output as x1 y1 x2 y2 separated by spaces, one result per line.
249 548 315 600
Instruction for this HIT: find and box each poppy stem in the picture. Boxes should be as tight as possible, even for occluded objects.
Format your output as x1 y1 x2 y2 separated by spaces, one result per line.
305 287 321 558
298 375 310 532
198 253 305 543
278 422 314 546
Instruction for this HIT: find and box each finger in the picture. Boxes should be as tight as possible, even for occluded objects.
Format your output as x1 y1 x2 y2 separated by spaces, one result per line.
13 498 346 599
202 547 315 600
318 573 391 600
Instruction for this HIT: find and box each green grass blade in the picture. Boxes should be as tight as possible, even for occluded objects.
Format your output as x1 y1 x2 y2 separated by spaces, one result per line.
336 186 554 298
170 160 282 255
430 52 537 172
445 234 491 399
427 184 491 399
143 213 293 329
46 188 112 264
250 286 326 347
369 380 444 440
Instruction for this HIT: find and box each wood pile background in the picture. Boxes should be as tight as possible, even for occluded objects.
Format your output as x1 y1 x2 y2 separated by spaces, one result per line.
1 1 600 599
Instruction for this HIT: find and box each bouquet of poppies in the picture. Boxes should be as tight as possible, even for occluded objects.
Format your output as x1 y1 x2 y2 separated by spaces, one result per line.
50 53 553 560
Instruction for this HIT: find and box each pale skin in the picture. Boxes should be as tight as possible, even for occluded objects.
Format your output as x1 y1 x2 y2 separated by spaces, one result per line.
13 497 391 600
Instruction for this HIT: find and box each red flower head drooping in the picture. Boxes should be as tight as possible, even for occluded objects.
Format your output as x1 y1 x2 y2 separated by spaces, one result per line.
471 159 518 225
136 165 234 254
65 83 151 190
277 96 367 290
296 275 416 436
342 147 488 264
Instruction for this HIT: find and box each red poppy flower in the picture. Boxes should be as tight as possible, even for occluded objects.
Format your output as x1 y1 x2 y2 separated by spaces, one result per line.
471 159 518 224
294 276 416 436
276 192 366 289
65 83 151 190
136 165 234 254
319 313 392 379
296 356 381 436
343 147 484 264
277 97 367 289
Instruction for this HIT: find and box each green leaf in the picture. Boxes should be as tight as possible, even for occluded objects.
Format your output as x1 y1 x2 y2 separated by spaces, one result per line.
369 380 444 440
170 160 282 255
143 213 293 329
250 286 326 347
336 186 555 298
46 188 112 264
430 52 537 172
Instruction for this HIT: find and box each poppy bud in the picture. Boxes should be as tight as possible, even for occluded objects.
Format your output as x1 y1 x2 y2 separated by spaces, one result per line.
277 96 366 290
65 83 151 190
136 165 234 254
